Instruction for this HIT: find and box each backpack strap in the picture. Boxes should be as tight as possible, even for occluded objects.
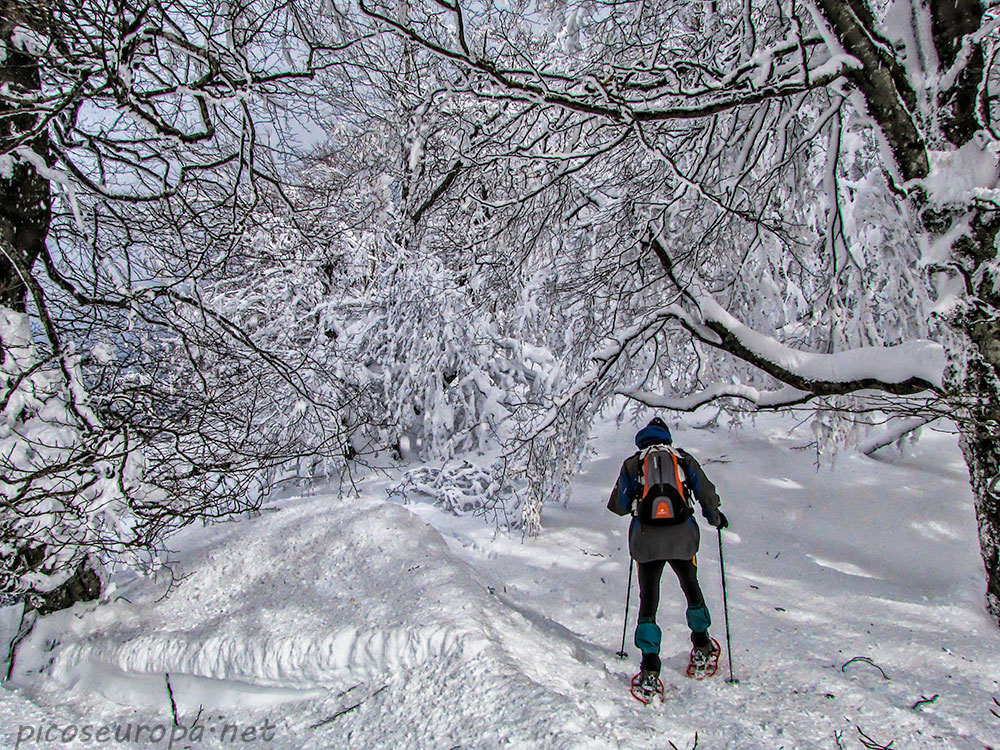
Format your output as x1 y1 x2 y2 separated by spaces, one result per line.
667 449 685 498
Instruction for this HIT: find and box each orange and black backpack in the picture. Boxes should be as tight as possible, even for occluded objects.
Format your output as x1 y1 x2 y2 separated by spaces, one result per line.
633 446 693 526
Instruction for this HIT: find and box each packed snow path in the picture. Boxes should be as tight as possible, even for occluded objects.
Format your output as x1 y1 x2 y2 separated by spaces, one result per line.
2 415 999 748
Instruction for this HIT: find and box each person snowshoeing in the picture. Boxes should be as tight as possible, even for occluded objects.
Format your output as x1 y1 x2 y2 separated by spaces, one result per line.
608 417 728 693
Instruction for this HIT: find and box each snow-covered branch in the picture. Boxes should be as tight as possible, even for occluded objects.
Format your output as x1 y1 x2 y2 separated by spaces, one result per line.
857 416 938 456
593 284 945 413
358 0 858 124
688 292 947 396
620 383 813 411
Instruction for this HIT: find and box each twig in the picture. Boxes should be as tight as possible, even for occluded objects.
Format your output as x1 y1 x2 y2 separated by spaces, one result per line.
336 684 359 699
165 673 180 727
910 694 938 710
668 732 698 750
310 701 363 728
841 656 890 679
833 730 845 749
857 726 894 749
310 685 388 729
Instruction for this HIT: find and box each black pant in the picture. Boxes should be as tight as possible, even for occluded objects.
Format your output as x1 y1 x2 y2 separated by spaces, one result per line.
637 558 707 640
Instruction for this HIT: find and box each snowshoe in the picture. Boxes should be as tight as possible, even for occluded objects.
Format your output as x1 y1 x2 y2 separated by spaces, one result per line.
686 638 720 680
630 670 665 705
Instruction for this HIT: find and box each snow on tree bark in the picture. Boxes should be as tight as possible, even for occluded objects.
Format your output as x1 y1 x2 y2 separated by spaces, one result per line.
357 0 1000 624
0 0 365 613
0 2 51 311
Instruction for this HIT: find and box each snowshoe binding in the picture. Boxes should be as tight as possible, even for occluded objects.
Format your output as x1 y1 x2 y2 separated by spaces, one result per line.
630 669 665 705
686 638 720 680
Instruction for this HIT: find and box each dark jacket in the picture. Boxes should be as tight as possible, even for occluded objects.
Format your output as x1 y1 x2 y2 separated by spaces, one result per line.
607 424 722 563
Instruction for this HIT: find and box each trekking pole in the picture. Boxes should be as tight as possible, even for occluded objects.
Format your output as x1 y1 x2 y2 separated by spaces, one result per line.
616 558 634 659
718 528 736 683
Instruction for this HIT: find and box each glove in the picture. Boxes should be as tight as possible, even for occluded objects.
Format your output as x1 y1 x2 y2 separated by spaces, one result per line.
710 511 729 530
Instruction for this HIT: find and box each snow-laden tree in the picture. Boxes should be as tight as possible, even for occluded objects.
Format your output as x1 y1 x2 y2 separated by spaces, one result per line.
355 0 1000 624
0 0 357 611
0 308 136 609
234 62 601 523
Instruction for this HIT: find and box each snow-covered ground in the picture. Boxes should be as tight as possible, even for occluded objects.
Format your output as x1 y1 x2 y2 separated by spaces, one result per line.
2 413 999 749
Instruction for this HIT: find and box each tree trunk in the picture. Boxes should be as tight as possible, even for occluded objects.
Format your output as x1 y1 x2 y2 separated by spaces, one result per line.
0 5 100 621
926 0 1000 626
31 557 102 617
956 214 1000 623
0 2 51 311
5 558 102 680
960 388 1000 622
815 0 1000 625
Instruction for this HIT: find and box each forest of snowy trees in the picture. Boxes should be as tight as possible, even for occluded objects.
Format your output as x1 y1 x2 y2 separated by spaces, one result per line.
2 0 999 631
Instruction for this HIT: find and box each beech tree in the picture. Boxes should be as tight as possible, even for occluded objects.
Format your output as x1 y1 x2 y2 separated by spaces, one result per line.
0 0 353 613
243 28 600 526
355 0 1000 624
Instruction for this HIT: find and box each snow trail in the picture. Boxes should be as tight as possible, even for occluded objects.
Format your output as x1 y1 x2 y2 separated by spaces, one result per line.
1 414 998 749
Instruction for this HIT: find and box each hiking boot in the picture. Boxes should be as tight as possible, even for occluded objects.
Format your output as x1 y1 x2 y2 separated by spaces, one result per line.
638 668 660 690
639 652 662 674
690 640 719 667
630 668 665 704
637 668 662 697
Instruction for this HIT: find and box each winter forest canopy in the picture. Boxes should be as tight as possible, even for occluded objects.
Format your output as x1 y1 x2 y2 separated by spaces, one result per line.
1 0 1000 635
